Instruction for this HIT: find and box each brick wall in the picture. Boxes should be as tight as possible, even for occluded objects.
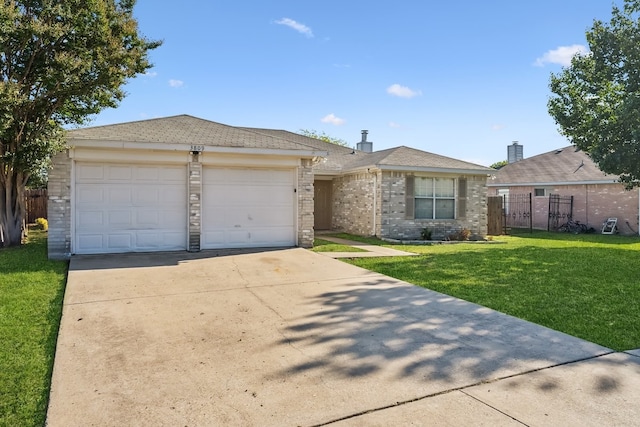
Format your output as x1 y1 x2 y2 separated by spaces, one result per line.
188 159 202 251
491 184 640 234
47 151 72 259
332 172 376 236
380 172 488 240
298 159 315 247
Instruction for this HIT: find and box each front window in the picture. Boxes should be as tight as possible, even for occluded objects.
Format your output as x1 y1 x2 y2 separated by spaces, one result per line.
415 177 455 219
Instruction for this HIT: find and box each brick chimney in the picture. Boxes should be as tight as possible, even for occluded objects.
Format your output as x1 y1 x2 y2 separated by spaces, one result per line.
356 130 373 152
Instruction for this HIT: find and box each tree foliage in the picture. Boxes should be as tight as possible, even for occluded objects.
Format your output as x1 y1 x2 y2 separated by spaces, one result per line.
548 0 640 189
490 160 508 170
0 0 160 246
298 129 349 147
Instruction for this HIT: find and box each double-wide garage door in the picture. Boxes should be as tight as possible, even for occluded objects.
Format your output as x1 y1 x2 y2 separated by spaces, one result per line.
74 163 296 254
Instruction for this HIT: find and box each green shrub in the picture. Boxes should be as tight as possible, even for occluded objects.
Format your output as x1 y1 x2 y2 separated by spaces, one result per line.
448 228 471 241
421 228 432 240
34 218 48 231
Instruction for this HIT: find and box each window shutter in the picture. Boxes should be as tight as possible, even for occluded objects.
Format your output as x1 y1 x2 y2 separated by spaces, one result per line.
457 178 467 219
405 175 415 219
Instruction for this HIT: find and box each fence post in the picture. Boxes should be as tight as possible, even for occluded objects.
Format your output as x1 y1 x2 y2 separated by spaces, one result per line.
529 192 533 233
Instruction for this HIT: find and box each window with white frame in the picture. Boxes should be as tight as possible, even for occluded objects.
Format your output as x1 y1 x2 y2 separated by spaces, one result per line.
414 177 456 219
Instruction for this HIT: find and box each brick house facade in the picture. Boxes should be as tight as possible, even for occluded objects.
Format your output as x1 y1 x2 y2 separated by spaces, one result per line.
488 146 640 235
48 117 492 258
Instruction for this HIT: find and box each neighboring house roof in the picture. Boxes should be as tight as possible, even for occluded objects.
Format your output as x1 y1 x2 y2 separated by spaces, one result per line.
488 146 619 187
343 146 493 174
67 115 324 152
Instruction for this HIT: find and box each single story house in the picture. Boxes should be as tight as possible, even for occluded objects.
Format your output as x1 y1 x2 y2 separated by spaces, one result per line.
487 145 640 234
48 115 492 258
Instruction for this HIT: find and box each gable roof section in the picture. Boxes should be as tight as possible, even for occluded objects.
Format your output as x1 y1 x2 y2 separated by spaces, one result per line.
489 146 618 186
67 115 325 153
343 146 492 175
239 127 370 173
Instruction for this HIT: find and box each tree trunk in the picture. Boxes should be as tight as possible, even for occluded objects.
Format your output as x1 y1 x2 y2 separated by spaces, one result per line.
0 168 27 247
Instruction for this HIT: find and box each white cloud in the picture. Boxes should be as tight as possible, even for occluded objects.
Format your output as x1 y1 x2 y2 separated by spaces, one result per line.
144 71 158 77
275 18 313 38
387 83 422 98
321 113 346 126
491 124 506 131
168 79 184 88
389 122 401 128
534 44 589 67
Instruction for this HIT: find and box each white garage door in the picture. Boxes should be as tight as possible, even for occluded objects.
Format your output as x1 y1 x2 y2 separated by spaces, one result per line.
202 168 295 249
74 163 187 254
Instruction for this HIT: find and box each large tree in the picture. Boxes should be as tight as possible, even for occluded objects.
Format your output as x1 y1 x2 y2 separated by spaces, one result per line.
0 0 160 247
548 0 640 189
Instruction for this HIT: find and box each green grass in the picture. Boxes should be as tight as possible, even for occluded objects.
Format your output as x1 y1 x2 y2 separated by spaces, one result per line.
0 231 68 427
311 238 368 252
323 233 389 246
344 231 640 351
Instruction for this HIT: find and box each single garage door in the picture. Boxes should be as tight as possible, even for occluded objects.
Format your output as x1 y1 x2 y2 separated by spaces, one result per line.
202 167 295 249
74 163 187 254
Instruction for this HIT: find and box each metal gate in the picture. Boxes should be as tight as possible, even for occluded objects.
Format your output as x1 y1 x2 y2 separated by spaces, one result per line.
505 193 532 232
548 194 573 231
487 193 532 235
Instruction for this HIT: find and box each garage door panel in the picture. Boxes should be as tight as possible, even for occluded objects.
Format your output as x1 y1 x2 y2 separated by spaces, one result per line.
77 164 105 180
108 211 132 226
77 210 104 227
108 234 132 249
77 185 105 203
202 167 295 249
109 187 132 204
135 188 160 205
75 163 187 254
106 165 133 180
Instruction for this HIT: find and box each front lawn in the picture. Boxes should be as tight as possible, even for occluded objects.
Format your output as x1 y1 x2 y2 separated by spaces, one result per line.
0 231 68 427
345 232 640 351
312 238 367 252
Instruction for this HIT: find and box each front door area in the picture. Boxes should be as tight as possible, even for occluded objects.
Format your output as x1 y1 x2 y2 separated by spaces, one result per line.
314 180 333 230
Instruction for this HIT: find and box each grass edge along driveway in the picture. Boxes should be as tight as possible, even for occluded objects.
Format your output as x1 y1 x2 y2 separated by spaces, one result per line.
0 231 68 427
330 232 640 352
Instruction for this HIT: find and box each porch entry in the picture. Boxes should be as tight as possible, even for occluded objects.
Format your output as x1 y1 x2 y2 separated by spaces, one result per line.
314 180 333 230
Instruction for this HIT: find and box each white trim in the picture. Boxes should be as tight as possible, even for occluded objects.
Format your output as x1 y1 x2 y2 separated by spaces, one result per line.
377 165 491 175
488 179 618 187
70 159 76 255
68 138 326 158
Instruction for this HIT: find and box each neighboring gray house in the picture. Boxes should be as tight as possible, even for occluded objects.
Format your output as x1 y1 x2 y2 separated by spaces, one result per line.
488 145 640 234
48 115 492 258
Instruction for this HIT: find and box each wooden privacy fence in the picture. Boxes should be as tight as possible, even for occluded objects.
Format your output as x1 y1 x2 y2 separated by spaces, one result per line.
25 189 48 223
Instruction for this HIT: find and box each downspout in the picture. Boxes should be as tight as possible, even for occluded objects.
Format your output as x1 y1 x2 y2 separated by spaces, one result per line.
372 170 377 236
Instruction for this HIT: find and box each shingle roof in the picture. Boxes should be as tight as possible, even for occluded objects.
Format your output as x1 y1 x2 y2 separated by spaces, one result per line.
343 146 493 174
67 115 322 151
67 115 491 175
489 146 618 186
239 127 370 173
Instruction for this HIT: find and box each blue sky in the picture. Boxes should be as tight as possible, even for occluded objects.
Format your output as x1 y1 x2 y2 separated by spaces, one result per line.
90 0 622 166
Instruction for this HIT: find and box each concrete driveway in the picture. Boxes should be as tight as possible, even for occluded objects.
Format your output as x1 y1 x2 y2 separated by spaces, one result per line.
47 248 640 426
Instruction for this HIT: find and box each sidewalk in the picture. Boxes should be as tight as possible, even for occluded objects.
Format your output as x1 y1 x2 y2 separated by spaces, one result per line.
315 236 419 258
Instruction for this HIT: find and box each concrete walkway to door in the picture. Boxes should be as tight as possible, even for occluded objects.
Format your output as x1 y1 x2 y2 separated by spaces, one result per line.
47 248 640 426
